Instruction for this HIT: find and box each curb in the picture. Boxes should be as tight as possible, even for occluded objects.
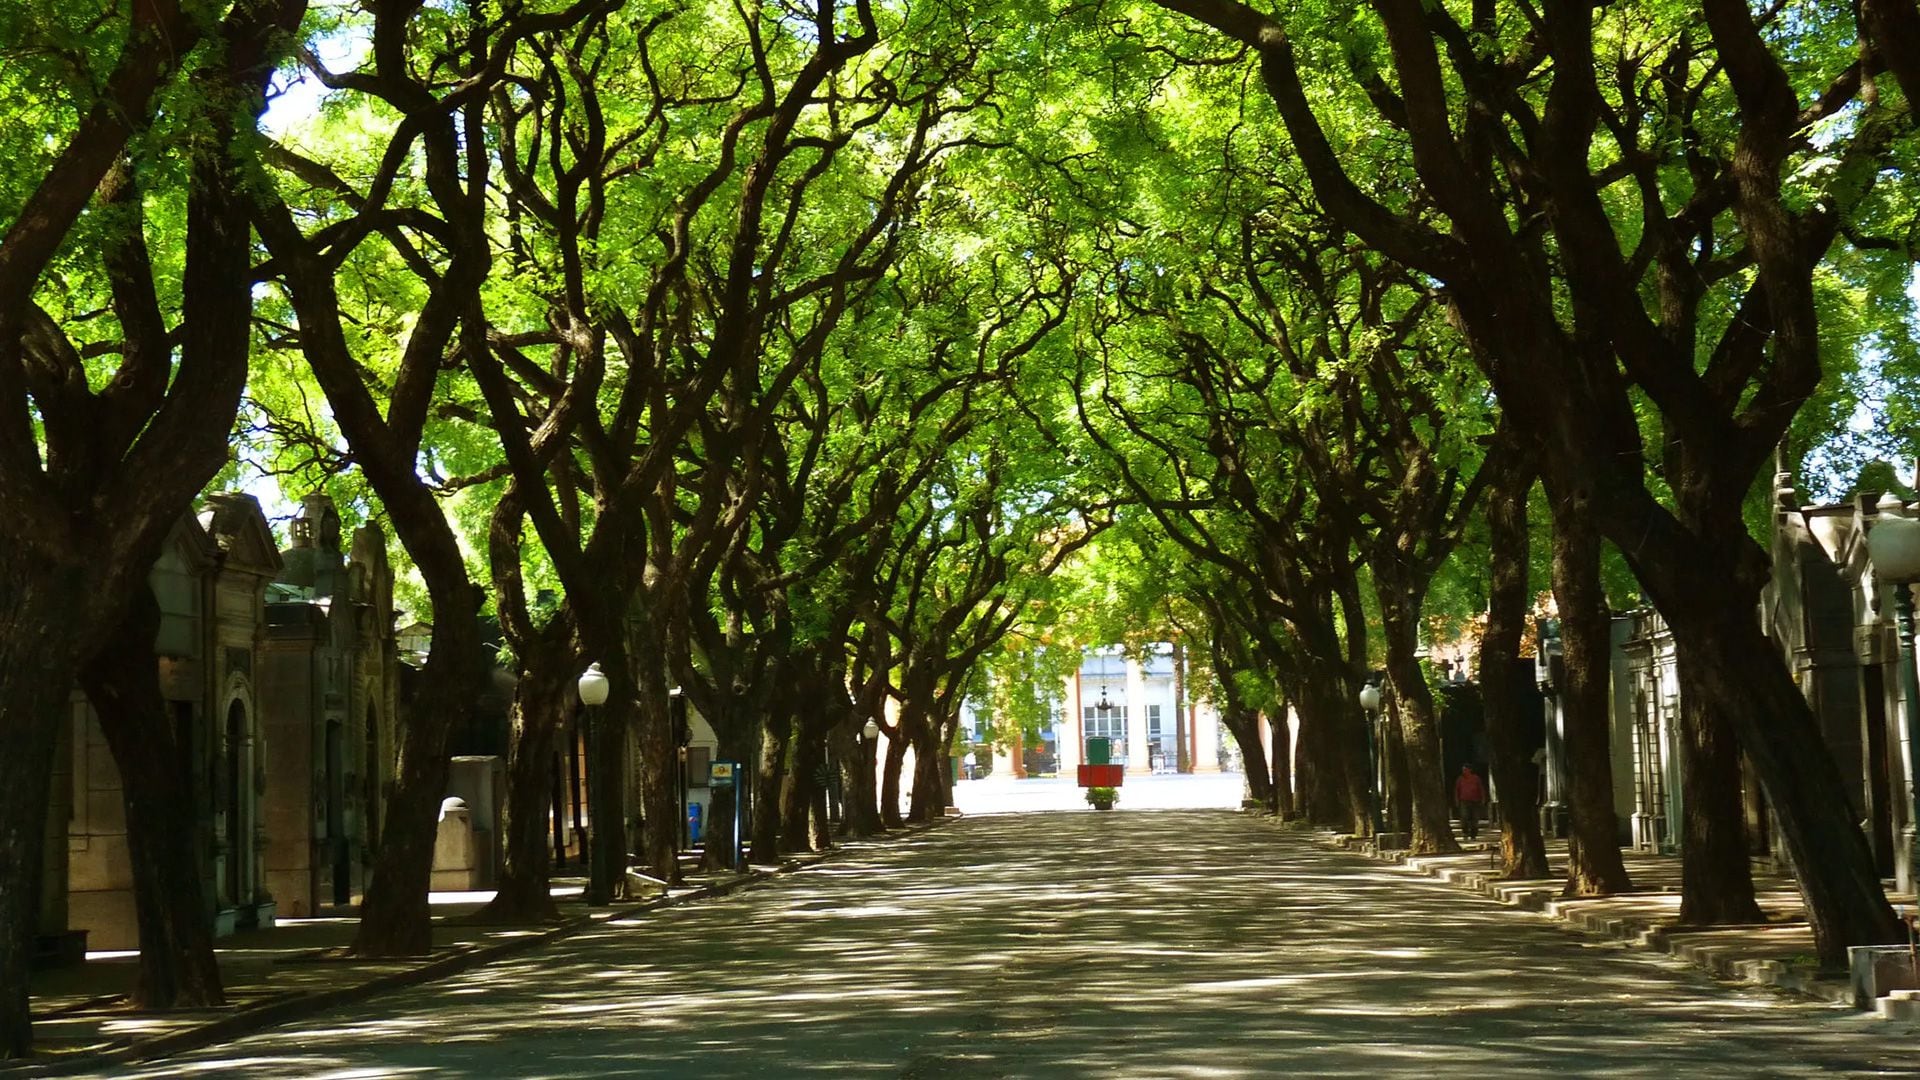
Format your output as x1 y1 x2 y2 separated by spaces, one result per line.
18 815 958 1075
1272 817 1855 1009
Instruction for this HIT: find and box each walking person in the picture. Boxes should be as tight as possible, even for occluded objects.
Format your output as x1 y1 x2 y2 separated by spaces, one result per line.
1455 764 1487 840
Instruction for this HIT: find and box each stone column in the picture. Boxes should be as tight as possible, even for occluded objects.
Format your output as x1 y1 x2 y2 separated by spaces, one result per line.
992 735 1016 779
1058 672 1081 776
1125 657 1150 772
1194 701 1221 773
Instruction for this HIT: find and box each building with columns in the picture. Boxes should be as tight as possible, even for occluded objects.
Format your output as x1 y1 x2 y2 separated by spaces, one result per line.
1010 645 1222 778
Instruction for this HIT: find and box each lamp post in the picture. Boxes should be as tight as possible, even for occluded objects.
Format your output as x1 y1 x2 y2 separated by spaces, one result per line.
1358 682 1385 841
670 687 689 851
577 662 612 904
862 719 882 832
1094 682 1114 760
1868 494 1920 892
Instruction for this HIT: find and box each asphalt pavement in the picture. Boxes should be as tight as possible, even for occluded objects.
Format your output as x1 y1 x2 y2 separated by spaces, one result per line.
88 793 1920 1078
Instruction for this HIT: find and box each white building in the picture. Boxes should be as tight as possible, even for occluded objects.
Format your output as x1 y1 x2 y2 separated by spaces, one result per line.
988 645 1224 778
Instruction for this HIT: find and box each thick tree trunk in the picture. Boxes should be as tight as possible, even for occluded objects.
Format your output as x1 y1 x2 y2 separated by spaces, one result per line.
630 623 681 884
751 716 791 864
354 658 469 951
477 657 572 923
1676 656 1765 924
1221 709 1271 806
81 587 224 1009
0 563 90 1058
1481 458 1550 879
908 720 944 822
1550 505 1633 897
780 728 821 854
838 725 882 838
1268 708 1292 816
1377 597 1455 852
880 730 908 830
1284 677 1335 825
583 693 631 903
1383 704 1413 838
354 584 482 953
1293 674 1358 828
1640 561 1901 964
1309 671 1374 835
1173 640 1191 773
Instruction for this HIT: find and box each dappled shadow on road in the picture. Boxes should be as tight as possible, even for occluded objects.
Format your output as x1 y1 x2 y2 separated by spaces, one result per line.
111 813 1912 1079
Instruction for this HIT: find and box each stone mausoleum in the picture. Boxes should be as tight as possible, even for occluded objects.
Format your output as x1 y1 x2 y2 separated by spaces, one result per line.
258 494 400 916
47 495 283 953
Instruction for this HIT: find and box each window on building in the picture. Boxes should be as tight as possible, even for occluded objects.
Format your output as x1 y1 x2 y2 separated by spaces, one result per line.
1147 704 1162 738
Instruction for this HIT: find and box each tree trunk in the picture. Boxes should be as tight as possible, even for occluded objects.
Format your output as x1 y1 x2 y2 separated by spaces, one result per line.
1173 639 1190 773
1383 703 1413 838
908 720 945 822
839 726 883 838
630 622 681 884
1268 708 1292 816
1377 596 1456 853
1646 577 1901 963
81 586 224 1009
1550 503 1632 897
751 716 791 864
1221 709 1271 806
1480 455 1550 879
582 693 631 903
780 728 820 854
1675 655 1765 924
477 657 573 923
1292 674 1356 828
0 563 92 1057
881 729 908 830
353 624 475 952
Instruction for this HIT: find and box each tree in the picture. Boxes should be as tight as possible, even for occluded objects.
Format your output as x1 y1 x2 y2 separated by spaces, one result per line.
0 0 301 1053
256 0 603 953
1151 0 1906 964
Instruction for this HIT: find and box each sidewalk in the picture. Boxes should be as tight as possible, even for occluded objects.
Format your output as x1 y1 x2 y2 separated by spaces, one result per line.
1295 820 1914 1010
18 822 952 1073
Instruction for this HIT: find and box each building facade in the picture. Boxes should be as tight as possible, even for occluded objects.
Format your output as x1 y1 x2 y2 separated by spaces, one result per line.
1004 645 1223 780
48 496 282 952
258 494 400 916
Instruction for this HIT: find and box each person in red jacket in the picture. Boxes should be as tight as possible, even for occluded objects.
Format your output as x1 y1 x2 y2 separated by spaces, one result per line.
1454 764 1487 840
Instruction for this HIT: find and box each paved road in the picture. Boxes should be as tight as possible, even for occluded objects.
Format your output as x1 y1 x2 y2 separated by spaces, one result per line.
108 810 1917 1078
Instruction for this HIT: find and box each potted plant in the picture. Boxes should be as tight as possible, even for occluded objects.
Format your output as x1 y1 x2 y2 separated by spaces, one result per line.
1085 785 1118 811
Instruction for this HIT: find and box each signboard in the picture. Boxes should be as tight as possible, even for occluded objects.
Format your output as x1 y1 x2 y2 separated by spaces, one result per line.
1077 763 1124 788
709 761 736 789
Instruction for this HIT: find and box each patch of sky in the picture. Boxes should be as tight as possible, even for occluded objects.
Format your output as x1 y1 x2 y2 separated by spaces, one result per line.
262 20 371 138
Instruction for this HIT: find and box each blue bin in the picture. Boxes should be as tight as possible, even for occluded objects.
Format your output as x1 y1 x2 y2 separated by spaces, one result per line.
687 803 703 845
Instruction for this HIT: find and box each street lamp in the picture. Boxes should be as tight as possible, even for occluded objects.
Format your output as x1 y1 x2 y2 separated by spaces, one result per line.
1357 682 1385 842
578 662 610 707
863 718 881 742
578 663 611 904
1868 493 1920 890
